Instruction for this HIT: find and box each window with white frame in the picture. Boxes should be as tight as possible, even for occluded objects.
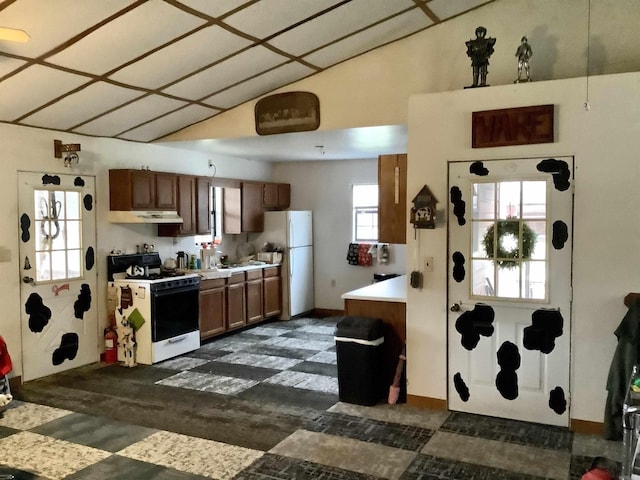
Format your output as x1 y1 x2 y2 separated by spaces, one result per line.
353 184 378 242
34 188 83 282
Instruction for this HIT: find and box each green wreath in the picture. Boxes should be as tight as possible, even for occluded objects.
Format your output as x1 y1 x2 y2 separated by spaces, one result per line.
482 218 537 269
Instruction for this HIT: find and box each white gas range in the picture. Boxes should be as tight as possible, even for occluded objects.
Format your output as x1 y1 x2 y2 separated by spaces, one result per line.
108 253 201 365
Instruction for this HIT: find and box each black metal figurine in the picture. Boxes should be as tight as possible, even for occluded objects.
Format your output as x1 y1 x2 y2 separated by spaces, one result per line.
465 26 496 88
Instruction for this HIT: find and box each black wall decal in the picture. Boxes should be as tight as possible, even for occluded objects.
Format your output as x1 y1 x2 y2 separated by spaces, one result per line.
523 309 564 354
74 284 91 319
552 221 568 249
85 247 95 271
549 386 567 414
454 372 470 401
52 333 79 365
83 194 93 211
41 174 61 185
496 341 520 400
469 161 489 176
455 304 495 350
74 177 85 187
536 158 570 191
20 213 31 242
25 293 52 333
452 251 466 282
450 186 466 226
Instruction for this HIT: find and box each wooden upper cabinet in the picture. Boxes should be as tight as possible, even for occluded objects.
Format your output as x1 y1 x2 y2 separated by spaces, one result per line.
196 177 211 235
109 169 177 211
378 154 407 244
157 175 196 237
263 182 291 210
223 187 242 234
241 182 264 232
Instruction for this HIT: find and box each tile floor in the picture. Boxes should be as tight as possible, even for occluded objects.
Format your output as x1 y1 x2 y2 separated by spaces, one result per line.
1 317 623 479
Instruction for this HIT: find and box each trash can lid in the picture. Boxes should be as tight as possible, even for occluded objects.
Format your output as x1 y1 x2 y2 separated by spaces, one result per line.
336 316 384 341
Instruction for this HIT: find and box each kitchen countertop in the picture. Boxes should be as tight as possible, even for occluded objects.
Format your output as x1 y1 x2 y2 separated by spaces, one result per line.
341 275 407 303
183 263 281 280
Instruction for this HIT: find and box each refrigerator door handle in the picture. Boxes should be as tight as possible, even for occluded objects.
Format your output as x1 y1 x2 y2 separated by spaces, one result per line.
290 249 294 279
289 218 294 247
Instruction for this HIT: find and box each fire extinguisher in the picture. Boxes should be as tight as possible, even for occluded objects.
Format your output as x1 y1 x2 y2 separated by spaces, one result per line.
103 326 118 364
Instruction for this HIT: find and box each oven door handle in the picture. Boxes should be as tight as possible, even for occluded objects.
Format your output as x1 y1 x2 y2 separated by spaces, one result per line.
167 334 187 344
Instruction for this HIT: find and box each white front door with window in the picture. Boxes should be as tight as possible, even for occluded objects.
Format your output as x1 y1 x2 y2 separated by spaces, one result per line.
447 157 573 426
18 172 98 381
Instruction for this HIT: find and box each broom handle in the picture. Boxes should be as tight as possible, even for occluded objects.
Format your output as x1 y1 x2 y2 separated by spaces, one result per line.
391 345 406 388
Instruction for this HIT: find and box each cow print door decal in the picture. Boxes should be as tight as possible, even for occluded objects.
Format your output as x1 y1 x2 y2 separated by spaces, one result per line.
447 157 574 427
18 172 98 381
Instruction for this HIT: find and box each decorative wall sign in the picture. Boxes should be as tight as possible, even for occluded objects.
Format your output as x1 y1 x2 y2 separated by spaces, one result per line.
411 185 437 229
255 91 320 135
472 104 554 148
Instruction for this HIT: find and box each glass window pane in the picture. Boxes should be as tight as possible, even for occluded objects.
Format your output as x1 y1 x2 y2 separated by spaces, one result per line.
65 191 80 220
34 190 47 220
496 264 520 298
522 181 546 218
472 183 495 220
51 219 66 250
496 219 520 265
51 191 65 220
35 218 49 250
522 261 546 299
66 220 81 249
51 251 67 280
525 220 546 260
471 259 495 296
67 250 82 278
36 251 51 282
498 182 521 219
472 221 494 258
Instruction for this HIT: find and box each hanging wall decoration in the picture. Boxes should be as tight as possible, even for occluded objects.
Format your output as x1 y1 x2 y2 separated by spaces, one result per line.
482 218 537 269
255 91 320 135
411 185 437 230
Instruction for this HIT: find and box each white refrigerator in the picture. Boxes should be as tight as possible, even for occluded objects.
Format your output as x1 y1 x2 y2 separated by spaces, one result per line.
258 210 314 320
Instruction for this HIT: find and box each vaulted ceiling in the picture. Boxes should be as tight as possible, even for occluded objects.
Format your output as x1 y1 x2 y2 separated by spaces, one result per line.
0 0 492 145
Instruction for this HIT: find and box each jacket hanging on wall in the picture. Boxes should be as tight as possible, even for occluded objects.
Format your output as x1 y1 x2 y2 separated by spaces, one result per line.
604 298 640 440
0 335 13 409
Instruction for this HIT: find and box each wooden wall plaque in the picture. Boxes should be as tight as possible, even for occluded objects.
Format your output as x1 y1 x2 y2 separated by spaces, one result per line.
472 104 554 148
255 91 320 135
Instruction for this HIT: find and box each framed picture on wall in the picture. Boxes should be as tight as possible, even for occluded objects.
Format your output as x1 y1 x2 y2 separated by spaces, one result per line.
255 92 320 135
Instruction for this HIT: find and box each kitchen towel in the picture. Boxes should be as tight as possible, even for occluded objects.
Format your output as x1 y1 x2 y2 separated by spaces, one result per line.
346 243 359 265
358 244 373 266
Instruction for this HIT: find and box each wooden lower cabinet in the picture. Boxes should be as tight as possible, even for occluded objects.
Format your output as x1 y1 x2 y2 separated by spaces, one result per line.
199 278 226 340
263 267 282 317
227 273 246 330
246 270 263 324
199 267 282 341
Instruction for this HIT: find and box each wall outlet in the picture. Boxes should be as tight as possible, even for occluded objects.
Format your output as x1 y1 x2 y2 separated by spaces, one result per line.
424 256 434 272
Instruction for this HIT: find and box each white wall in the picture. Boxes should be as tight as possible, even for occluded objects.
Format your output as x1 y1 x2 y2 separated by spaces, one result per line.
271 159 406 310
407 72 640 423
0 123 272 376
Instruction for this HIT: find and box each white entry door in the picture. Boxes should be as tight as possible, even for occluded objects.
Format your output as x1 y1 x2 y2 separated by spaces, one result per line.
18 172 98 381
447 157 573 426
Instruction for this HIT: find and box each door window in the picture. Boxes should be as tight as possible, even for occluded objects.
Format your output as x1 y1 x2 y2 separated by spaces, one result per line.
34 189 83 282
470 180 548 301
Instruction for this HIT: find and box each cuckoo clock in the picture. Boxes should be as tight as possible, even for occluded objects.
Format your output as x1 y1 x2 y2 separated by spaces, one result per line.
411 185 437 229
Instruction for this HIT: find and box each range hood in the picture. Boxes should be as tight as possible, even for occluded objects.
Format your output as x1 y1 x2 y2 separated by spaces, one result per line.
107 211 183 224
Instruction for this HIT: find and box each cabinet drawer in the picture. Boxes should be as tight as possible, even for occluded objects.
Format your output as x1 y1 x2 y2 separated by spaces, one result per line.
228 272 245 284
246 269 262 281
263 266 281 278
200 278 226 290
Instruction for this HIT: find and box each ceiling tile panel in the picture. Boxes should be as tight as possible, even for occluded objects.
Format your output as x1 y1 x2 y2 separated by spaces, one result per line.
118 104 219 142
223 0 341 39
203 62 314 109
177 0 251 19
162 45 287 100
0 0 132 58
74 95 188 137
0 57 27 78
427 0 493 21
268 0 416 56
47 2 206 75
0 65 89 121
109 25 252 89
304 10 432 68
21 82 144 130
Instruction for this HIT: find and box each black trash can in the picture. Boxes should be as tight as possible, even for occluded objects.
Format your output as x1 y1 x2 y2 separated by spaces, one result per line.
335 316 385 406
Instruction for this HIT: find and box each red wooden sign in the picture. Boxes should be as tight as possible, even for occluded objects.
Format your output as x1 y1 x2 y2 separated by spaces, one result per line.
472 104 554 148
